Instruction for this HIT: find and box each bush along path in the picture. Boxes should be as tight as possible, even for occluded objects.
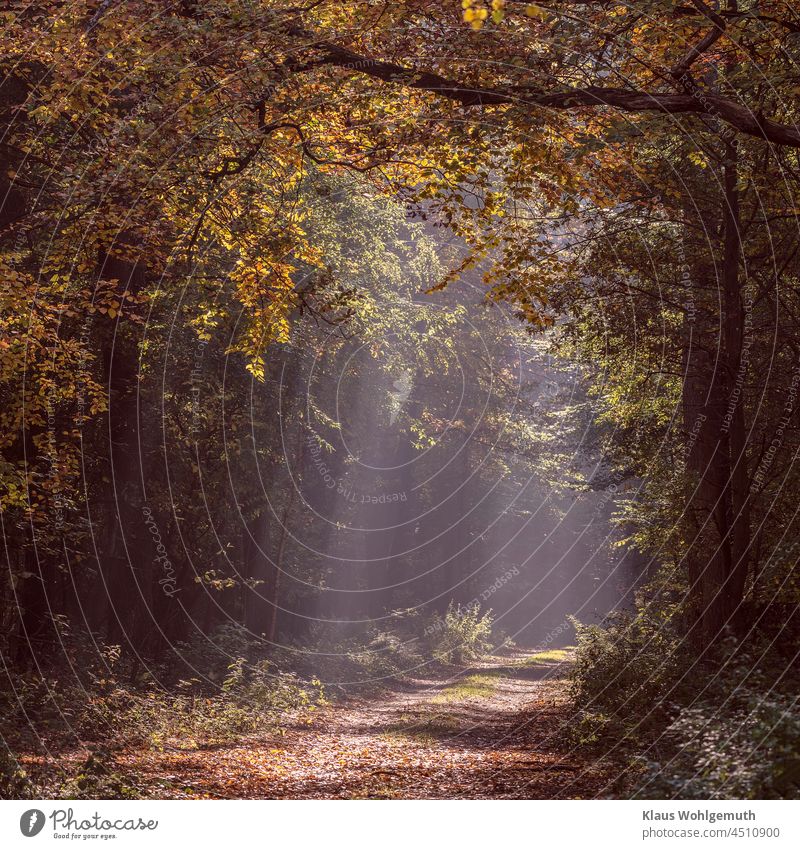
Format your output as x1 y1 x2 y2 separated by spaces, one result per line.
109 648 620 799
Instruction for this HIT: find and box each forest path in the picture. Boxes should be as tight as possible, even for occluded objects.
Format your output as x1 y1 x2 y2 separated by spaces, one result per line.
125 649 617 799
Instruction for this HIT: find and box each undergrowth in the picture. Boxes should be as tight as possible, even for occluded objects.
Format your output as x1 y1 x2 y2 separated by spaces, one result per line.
569 611 800 799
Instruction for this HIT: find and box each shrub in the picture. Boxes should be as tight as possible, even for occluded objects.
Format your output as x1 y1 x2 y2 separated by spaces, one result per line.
569 612 687 747
285 615 427 688
116 660 325 750
57 750 142 800
1 653 326 787
427 602 494 665
637 691 800 799
0 748 36 800
570 612 800 799
173 623 258 684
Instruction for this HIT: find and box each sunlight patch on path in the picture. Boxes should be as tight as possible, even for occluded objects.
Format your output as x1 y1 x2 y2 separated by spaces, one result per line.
431 672 501 703
520 647 575 666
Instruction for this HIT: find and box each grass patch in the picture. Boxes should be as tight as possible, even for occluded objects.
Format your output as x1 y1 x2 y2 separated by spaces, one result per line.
522 648 574 666
431 672 499 703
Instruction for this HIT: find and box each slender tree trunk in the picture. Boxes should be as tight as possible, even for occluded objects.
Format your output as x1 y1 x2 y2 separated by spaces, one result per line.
269 502 292 643
12 533 53 669
243 510 272 638
95 249 152 655
243 348 306 642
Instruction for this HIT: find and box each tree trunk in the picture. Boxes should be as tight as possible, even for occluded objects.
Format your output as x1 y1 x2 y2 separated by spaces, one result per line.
720 142 751 631
682 144 751 644
682 329 731 644
94 249 154 656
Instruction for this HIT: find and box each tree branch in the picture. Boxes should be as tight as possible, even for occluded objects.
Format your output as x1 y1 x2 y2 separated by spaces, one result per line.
285 24 800 148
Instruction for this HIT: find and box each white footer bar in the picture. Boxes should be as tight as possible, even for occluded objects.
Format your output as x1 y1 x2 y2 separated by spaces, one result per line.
2 800 797 849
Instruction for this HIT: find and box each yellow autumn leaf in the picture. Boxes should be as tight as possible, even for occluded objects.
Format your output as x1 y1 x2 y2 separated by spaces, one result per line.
526 3 547 19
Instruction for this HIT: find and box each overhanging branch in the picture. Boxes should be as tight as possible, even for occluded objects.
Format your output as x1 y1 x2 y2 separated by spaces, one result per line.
284 23 800 148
